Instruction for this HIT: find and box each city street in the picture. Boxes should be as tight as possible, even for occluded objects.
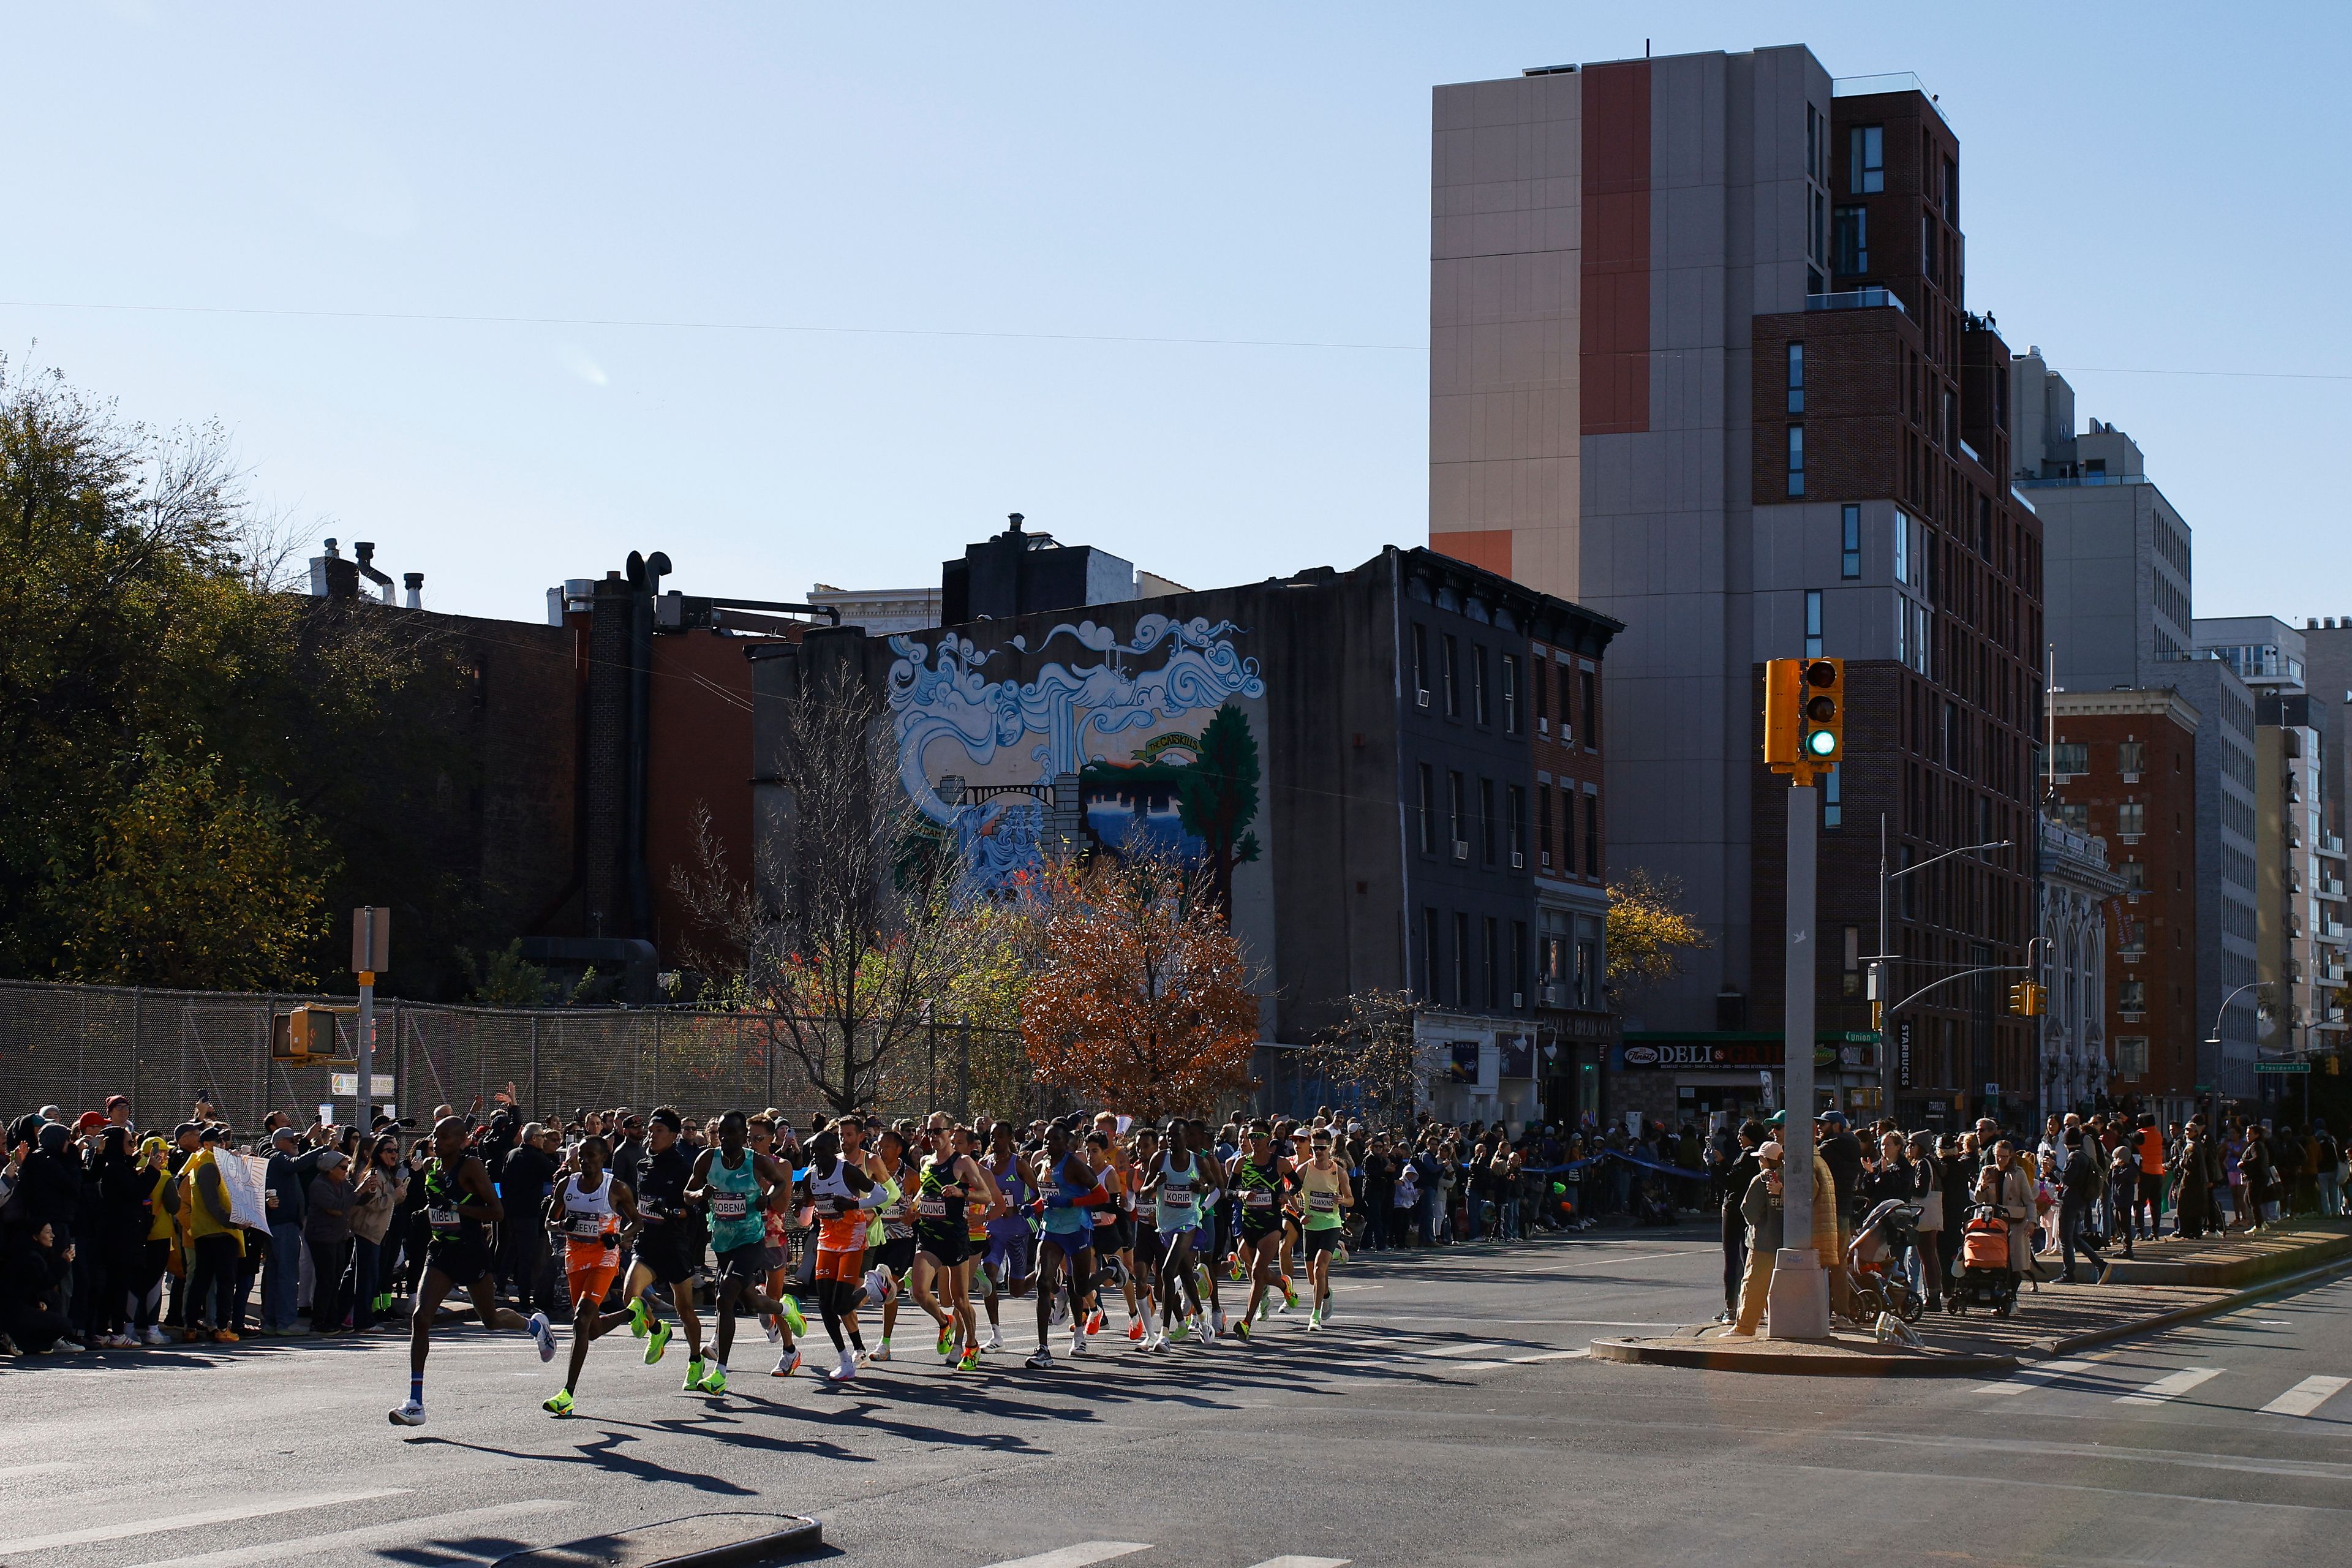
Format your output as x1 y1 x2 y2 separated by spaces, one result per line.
10 1234 2351 1567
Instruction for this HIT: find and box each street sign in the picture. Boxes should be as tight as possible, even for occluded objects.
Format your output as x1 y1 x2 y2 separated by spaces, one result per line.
2256 1061 2312 1074
352 907 390 974
331 1073 396 1097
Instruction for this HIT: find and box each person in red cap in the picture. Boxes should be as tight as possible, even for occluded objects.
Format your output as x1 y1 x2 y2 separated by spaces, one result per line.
75 1110 109 1136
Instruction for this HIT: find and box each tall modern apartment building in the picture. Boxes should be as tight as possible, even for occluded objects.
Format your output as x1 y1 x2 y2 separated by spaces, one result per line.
1430 46 2043 1128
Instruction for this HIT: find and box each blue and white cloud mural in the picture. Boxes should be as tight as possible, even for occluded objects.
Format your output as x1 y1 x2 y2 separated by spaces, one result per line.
886 614 1268 900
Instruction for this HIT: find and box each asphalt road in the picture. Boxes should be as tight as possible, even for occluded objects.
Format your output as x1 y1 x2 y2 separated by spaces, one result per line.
9 1230 2348 1568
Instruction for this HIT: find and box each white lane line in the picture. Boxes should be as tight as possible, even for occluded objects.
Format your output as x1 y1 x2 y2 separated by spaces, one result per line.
123 1500 574 1568
1507 1348 1589 1363
2261 1375 2352 1417
978 1545 1153 1568
0 1489 409 1555
1415 1341 1515 1359
1973 1358 2097 1395
2117 1368 2224 1406
1242 1558 1351 1568
0 1461 77 1482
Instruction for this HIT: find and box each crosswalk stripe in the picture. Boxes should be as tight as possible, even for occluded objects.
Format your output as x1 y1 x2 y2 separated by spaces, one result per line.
1241 1558 1351 1567
0 1488 409 1556
2261 1376 2351 1418
978 1544 1153 1568
121 1500 575 1568
1974 1359 2096 1395
2117 1368 2223 1406
1416 1341 1515 1359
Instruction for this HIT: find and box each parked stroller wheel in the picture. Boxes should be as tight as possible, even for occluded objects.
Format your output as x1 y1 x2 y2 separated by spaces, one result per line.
1899 1291 1925 1324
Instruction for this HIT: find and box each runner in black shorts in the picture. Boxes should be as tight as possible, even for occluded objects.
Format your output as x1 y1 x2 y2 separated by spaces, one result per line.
1226 1122 1294 1342
869 1126 918 1362
625 1109 710 1390
911 1116 986 1370
390 1117 552 1427
682 1110 795 1395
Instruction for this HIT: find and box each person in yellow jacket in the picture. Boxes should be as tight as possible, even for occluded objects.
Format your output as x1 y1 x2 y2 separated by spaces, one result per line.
178 1128 246 1343
126 1137 181 1346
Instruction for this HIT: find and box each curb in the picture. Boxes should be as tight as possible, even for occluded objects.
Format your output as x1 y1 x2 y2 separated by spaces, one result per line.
1591 1250 2352 1378
488 1512 822 1568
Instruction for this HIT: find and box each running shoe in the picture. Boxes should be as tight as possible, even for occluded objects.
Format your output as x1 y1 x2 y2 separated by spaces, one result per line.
1212 1309 1227 1337
828 1351 858 1381
627 1297 652 1338
982 1325 1004 1351
937 1324 956 1357
1229 1256 1246 1283
1026 1346 1055 1370
772 1347 803 1378
864 1265 898 1306
1307 1308 1323 1330
870 1341 893 1363
956 1348 981 1373
1069 1332 1088 1357
1281 1280 1299 1310
1085 1308 1105 1335
388 1400 427 1427
681 1357 706 1392
643 1317 673 1365
1319 1300 1335 1324
1167 1317 1193 1343
1049 1297 1068 1327
781 1292 808 1337
698 1363 728 1395
1125 1320 1145 1342
527 1312 556 1362
1232 1318 1251 1342
1196 1262 1212 1296
141 1325 169 1346
763 1314 781 1344
543 1388 575 1417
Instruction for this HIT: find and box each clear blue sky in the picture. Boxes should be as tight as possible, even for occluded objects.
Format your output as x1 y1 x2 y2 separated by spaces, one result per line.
7 2 2345 625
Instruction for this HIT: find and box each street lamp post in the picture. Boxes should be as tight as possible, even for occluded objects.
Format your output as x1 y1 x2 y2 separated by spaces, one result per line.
1873 822 2012 1119
2201 981 2270 1126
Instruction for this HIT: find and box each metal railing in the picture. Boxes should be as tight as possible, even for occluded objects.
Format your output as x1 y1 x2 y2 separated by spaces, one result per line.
1806 287 1908 317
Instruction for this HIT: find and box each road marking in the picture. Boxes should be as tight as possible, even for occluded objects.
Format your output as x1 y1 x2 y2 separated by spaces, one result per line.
0 1488 409 1555
1417 1341 1514 1359
1507 1348 1589 1362
978 1544 1153 1568
1241 1558 1350 1567
2117 1368 2224 1406
0 1461 77 1482
123 1500 574 1568
2262 1375 2352 1417
1973 1358 2096 1395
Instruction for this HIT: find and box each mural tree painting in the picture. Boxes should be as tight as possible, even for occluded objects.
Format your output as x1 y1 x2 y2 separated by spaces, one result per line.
673 663 1009 1114
1174 701 1261 916
1020 848 1260 1120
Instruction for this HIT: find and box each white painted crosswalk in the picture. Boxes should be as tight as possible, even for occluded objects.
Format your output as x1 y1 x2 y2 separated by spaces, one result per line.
121 1501 576 1568
2260 1374 2351 1417
1975 1359 2352 1417
0 1488 409 1556
2116 1367 2225 1406
976 1548 1349 1568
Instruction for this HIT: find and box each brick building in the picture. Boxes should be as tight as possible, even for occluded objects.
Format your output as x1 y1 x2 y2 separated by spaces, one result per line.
1428 48 2042 1129
2049 690 2200 1120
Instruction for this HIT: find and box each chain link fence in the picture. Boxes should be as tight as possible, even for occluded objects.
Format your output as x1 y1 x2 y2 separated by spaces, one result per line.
0 978 1025 1132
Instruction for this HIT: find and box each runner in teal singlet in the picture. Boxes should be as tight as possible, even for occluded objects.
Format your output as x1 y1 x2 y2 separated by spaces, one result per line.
683 1110 794 1395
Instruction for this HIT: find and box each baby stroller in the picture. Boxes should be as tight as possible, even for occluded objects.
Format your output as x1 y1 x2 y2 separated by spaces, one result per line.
1847 1199 1926 1327
1946 1202 2021 1317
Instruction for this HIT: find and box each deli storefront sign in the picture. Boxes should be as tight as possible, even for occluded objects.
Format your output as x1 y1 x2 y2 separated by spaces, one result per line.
1615 1034 1875 1072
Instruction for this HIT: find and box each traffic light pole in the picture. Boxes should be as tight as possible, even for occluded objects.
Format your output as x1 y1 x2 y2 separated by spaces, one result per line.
1766 782 1830 1340
356 968 375 1133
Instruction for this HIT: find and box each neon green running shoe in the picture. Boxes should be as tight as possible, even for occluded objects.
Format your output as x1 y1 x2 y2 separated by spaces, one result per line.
956 1348 981 1372
542 1388 575 1416
1167 1317 1193 1343
681 1356 705 1392
937 1324 956 1357
1233 1317 1252 1342
780 1292 807 1338
698 1363 728 1395
643 1317 673 1365
627 1297 652 1338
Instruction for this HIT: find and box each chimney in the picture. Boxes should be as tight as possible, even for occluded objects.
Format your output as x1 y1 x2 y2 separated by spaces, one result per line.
403 571 424 611
352 541 396 605
309 537 359 600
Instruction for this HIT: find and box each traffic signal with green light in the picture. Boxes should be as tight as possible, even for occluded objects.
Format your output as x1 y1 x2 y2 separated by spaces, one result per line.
1800 657 1844 764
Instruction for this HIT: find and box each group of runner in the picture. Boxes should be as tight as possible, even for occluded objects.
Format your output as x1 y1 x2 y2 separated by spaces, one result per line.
389 1106 1358 1425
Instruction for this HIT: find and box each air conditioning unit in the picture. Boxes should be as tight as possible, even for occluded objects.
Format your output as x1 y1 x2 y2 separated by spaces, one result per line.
1453 842 1470 862
1540 852 1552 868
1541 983 1569 1007
1537 717 1549 734
1512 992 1524 1009
1511 851 1525 869
1416 689 1431 709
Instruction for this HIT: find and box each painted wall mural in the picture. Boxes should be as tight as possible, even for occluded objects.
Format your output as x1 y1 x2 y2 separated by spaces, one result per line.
886 614 1268 900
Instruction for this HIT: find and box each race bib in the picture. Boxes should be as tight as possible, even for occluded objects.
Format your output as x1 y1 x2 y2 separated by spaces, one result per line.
916 1198 949 1218
1308 1191 1338 1212
428 1207 460 1230
1243 1191 1274 1208
711 1194 749 1220
567 1216 606 1240
1161 1190 1194 1207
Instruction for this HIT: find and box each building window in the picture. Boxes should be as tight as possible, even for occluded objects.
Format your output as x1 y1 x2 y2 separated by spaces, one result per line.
2118 802 2146 837
1574 918 1600 1009
2124 860 2147 893
1942 156 1958 223
1804 589 1824 659
1559 657 1575 740
1411 623 1429 706
1850 124 1884 194
1484 915 1501 1009
1442 633 1460 717
1841 503 1861 579
1537 785 1552 867
1417 763 1436 854
1833 204 1868 275
1479 777 1497 865
1787 424 1806 497
2052 741 2087 778
1559 787 1577 876
1423 907 1441 998
1584 789 1600 877
2116 1036 2148 1080
1447 770 1466 856
1501 654 1521 734
1580 669 1598 749
2119 741 2145 775
1453 911 1470 1007
2057 802 2089 832
1532 654 1549 731
1893 509 1910 586
1512 918 1529 1007
1786 342 1804 413
1472 646 1490 726
1824 762 1842 829
1508 784 1526 865
2119 981 2147 1014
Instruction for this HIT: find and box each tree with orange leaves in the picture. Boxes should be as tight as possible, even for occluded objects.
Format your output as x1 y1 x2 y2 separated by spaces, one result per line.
1020 849 1262 1120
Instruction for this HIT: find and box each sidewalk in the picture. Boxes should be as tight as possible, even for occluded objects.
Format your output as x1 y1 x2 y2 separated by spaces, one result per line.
1591 1218 2352 1377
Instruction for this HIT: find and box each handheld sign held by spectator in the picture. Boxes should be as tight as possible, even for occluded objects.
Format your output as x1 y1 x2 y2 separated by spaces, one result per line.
216 1149 272 1229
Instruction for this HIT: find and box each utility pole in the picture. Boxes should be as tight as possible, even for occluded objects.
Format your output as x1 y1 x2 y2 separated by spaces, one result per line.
353 907 390 1131
1768 778 1830 1339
